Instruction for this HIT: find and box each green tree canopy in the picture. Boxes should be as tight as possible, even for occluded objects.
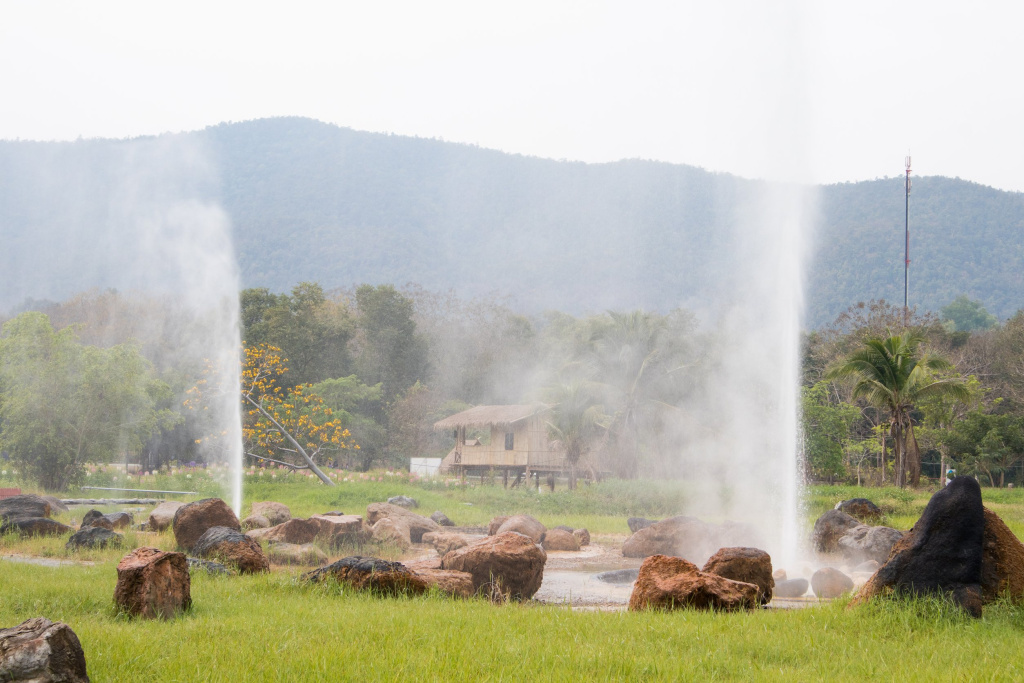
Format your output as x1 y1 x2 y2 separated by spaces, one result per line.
941 295 998 332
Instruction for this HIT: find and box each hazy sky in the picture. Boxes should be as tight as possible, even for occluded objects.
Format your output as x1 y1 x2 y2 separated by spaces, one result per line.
3 1 1022 191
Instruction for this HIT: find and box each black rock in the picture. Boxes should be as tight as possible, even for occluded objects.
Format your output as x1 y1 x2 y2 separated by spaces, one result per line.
387 496 418 509
0 494 53 522
594 568 640 584
81 510 106 527
302 556 427 595
811 509 860 552
65 526 122 550
835 498 883 521
0 517 72 538
861 477 986 616
773 578 809 598
82 510 132 530
627 517 656 533
186 557 235 575
321 511 345 516
430 511 454 527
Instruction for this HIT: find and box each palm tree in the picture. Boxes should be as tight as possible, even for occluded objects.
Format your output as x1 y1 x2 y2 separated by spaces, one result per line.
544 379 607 489
826 330 969 487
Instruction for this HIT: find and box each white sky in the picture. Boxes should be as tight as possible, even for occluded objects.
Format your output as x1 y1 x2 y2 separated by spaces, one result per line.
2 0 1022 191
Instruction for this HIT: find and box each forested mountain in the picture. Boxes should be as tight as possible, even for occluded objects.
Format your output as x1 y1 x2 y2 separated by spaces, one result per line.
2 116 1022 327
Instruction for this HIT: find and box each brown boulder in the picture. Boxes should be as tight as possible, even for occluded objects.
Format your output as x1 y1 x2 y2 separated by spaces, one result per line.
622 516 726 564
628 554 759 612
366 503 439 543
242 514 270 531
488 516 510 536
371 517 412 550
811 510 860 553
811 567 854 598
303 556 429 595
0 518 72 538
192 526 269 574
147 501 184 532
495 515 546 543
702 547 774 604
573 528 591 547
413 568 476 598
265 542 328 566
0 617 89 682
38 496 70 515
114 547 192 619
981 507 1024 603
835 498 883 522
0 494 52 522
311 514 368 546
251 502 291 526
440 532 547 601
541 529 580 552
172 498 240 552
422 531 476 556
259 518 322 545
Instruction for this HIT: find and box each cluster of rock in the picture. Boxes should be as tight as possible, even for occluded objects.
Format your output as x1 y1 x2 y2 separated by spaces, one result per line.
484 514 590 552
621 515 764 566
812 502 902 565
850 477 1024 617
0 494 73 538
628 546 775 611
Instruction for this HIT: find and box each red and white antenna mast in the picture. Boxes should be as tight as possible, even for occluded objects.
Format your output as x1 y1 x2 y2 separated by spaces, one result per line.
903 154 912 326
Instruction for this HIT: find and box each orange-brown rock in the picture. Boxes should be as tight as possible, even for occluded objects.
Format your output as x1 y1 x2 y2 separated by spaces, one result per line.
147 501 185 532
702 547 774 604
488 516 510 536
440 532 547 601
573 528 591 547
172 498 240 552
310 514 368 546
422 531 477 556
541 528 580 552
0 617 89 682
241 514 270 531
114 547 191 619
495 515 546 543
259 518 321 545
251 501 291 526
365 503 439 542
303 556 429 595
981 507 1024 603
811 567 854 598
628 554 759 612
413 568 476 598
192 526 269 574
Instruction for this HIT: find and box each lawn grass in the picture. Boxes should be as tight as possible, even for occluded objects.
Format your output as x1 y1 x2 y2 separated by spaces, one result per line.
4 478 1024 680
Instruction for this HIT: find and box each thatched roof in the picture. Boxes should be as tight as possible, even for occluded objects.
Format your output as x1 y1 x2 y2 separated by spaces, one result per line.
433 404 548 431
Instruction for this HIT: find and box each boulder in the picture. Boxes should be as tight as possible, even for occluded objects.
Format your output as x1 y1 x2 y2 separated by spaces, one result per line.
413 568 476 598
430 511 454 527
114 547 192 619
265 542 328 566
837 525 904 564
0 494 52 522
147 501 185 532
811 567 854 599
541 529 580 552
627 517 656 533
628 554 759 612
495 514 546 543
303 556 429 595
772 568 787 581
256 518 321 545
66 526 122 550
251 502 291 526
835 498 883 522
422 531 475 557
0 518 72 538
310 514 368 547
595 568 640 584
80 510 114 531
186 558 234 576
387 495 418 509
38 496 70 515
487 516 510 536
811 510 860 553
192 526 269 574
774 578 809 598
0 617 89 683
241 514 271 531
851 477 986 616
103 512 133 530
371 517 412 550
365 503 439 543
702 547 774 605
172 498 240 552
573 529 591 547
980 507 1024 604
440 532 547 601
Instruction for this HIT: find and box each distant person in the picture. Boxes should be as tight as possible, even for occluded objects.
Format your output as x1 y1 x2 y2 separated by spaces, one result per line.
945 469 956 486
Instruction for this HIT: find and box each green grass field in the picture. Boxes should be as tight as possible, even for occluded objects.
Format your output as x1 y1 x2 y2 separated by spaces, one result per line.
4 475 1024 681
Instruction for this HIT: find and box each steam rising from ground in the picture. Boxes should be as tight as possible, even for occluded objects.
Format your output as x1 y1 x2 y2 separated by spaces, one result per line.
1 136 243 513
